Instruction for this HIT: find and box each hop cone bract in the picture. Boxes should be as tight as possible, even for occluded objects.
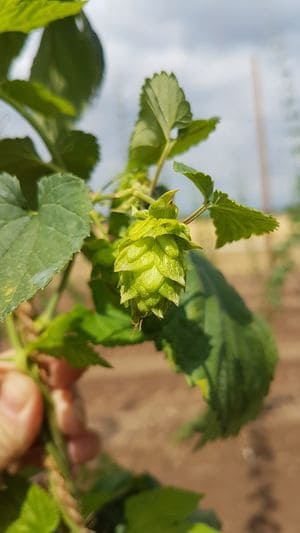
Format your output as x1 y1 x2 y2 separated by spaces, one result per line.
114 191 198 322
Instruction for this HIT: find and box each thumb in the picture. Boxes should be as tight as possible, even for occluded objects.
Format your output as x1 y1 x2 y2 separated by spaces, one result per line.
0 372 43 470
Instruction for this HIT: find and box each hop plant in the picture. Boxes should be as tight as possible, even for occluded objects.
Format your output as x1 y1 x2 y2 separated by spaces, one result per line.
114 191 198 323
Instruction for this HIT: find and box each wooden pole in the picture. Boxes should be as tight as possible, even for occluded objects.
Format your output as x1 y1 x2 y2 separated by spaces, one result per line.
251 56 273 271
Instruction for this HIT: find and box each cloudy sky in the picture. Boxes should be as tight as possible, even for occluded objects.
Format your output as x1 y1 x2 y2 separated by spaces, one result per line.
5 0 300 213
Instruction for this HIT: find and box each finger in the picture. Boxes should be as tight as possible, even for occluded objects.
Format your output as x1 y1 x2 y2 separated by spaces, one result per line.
0 372 43 470
67 430 100 465
52 388 85 436
0 350 15 374
38 356 83 389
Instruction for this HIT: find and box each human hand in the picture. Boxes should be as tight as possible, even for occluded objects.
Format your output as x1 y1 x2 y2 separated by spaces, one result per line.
0 353 99 471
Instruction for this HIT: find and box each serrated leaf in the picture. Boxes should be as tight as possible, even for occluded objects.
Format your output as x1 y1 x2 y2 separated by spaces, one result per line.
125 487 202 533
0 172 91 320
0 32 27 79
210 191 279 248
129 72 192 168
0 79 75 116
31 307 111 368
0 0 85 33
150 251 278 446
6 485 60 533
55 130 100 180
169 118 219 158
173 162 214 202
30 12 104 114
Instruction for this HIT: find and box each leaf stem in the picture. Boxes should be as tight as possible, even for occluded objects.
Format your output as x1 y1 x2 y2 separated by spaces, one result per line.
182 202 211 225
5 314 27 371
133 189 155 205
149 140 175 196
0 91 65 167
36 262 73 330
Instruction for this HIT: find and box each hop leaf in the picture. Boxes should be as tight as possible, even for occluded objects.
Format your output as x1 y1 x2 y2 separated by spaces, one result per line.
114 191 198 323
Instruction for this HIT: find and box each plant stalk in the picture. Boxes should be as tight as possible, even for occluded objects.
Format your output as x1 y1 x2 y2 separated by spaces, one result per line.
149 140 175 196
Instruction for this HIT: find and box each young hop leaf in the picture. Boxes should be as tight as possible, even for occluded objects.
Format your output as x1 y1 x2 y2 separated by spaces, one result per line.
174 161 279 247
0 0 85 33
0 173 91 320
129 72 217 169
210 191 279 248
114 191 199 323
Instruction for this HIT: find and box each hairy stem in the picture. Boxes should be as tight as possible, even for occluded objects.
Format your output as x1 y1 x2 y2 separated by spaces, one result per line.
5 314 27 371
149 140 175 196
182 202 211 225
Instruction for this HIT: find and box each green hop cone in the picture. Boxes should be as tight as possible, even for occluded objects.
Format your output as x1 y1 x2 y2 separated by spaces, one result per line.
114 191 199 323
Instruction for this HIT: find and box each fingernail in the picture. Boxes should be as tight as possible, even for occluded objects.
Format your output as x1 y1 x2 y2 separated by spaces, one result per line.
0 372 32 414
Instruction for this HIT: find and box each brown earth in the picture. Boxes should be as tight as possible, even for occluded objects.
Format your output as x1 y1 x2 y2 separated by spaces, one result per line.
77 230 300 533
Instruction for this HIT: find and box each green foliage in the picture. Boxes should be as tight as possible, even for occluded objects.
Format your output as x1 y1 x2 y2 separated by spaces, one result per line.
169 118 219 158
147 251 278 446
30 12 104 115
174 162 279 246
0 32 27 79
0 79 75 116
0 0 85 33
31 307 111 368
55 130 100 180
129 72 217 169
124 487 220 533
0 11 279 528
0 137 55 200
173 162 214 202
6 484 60 533
210 191 279 248
0 476 29 531
0 173 91 320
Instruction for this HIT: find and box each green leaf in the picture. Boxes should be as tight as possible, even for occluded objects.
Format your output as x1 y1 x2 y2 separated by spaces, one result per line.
209 191 279 248
0 32 27 79
0 475 29 531
0 172 91 320
30 12 105 114
173 162 214 202
55 130 100 180
188 526 220 533
169 118 219 158
0 0 85 33
0 137 55 206
31 307 111 368
6 485 60 533
80 306 144 347
125 487 202 533
151 251 278 446
0 79 75 116
129 72 192 168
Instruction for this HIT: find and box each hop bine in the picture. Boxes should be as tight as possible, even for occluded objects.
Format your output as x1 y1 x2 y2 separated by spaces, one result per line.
114 191 199 323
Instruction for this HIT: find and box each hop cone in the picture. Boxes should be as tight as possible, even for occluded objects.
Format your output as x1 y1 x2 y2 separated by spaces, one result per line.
114 191 198 322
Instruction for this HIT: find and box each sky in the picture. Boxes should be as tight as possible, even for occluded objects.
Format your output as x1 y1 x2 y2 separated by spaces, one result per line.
4 0 300 213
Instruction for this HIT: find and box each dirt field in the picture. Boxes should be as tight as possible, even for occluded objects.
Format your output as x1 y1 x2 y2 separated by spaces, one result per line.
78 222 300 533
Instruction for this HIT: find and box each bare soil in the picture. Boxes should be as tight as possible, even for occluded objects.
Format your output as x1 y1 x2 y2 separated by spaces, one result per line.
79 267 300 533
